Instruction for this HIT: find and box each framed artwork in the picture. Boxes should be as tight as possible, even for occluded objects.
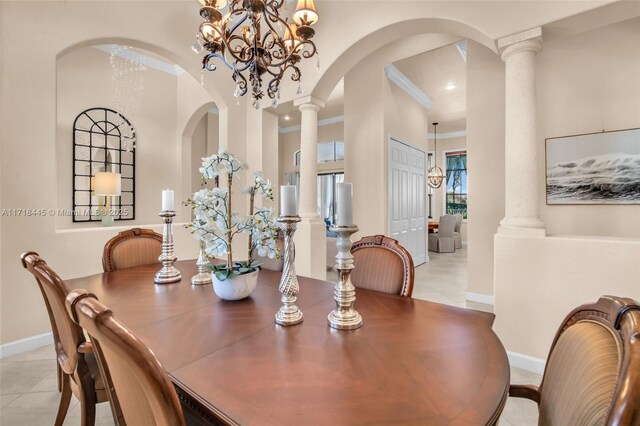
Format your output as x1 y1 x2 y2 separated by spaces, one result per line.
545 127 640 205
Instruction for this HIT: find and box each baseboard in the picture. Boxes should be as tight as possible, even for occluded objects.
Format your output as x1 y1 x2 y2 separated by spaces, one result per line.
0 332 53 359
465 292 494 305
507 351 546 375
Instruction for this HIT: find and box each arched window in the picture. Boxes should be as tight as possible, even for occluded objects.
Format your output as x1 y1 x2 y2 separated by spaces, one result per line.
72 107 135 222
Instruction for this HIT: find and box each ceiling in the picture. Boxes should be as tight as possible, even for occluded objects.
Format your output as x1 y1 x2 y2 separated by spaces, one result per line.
275 41 467 134
393 42 467 135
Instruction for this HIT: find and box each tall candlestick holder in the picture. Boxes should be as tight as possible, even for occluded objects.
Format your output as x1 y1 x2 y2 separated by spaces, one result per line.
327 225 363 330
191 240 212 285
154 210 182 284
274 215 303 326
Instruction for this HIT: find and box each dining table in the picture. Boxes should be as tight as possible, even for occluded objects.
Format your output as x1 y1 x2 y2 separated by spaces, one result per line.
428 221 439 233
67 260 510 426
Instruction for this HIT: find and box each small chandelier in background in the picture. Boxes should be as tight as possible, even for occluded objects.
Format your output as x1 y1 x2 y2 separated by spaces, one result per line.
110 45 146 152
192 0 320 108
427 122 444 189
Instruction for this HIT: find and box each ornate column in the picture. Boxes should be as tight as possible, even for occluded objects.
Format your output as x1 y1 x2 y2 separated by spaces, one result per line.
497 27 545 236
292 96 326 278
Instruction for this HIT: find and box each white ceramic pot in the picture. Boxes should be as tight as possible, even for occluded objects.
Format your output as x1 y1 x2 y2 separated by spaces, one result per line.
211 269 259 301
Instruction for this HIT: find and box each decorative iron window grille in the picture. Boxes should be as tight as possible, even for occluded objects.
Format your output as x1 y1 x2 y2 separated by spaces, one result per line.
72 107 136 222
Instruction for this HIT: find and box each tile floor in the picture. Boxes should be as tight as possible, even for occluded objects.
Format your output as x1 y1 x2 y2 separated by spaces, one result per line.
1 247 540 425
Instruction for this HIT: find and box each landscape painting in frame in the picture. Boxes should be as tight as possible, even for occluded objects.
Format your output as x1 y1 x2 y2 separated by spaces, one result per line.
546 128 640 205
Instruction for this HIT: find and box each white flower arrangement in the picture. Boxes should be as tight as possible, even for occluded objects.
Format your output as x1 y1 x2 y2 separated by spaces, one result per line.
187 150 280 281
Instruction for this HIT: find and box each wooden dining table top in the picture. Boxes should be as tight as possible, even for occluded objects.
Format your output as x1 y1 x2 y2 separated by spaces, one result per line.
67 260 510 426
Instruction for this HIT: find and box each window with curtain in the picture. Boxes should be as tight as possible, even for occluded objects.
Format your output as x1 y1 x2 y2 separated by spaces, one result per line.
445 151 467 219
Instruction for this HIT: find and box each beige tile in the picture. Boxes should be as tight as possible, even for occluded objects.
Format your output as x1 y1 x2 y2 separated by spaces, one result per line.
6 390 66 410
26 370 60 393
1 406 67 426
0 359 59 395
0 393 21 409
500 396 539 426
63 400 115 426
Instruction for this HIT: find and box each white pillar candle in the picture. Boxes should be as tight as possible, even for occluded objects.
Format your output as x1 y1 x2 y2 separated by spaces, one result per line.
280 185 298 216
162 189 174 211
336 182 353 226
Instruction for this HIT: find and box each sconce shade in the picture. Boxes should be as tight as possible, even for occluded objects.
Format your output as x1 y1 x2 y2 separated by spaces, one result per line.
283 23 302 51
198 0 227 8
293 0 319 26
94 172 122 196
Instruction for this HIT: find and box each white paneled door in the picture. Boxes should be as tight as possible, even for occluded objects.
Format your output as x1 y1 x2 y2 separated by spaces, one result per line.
389 138 427 266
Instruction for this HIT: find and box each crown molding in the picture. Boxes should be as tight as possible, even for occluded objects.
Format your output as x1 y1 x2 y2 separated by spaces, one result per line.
279 115 344 134
428 130 466 139
384 63 433 111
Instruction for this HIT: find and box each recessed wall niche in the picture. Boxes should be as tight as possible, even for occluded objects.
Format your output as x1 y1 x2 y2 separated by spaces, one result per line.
72 107 135 222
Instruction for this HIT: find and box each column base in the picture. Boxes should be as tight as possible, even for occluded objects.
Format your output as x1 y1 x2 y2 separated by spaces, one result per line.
498 217 546 236
293 217 327 279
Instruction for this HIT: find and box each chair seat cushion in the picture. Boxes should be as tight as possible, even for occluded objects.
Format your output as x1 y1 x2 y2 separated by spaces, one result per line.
538 320 621 426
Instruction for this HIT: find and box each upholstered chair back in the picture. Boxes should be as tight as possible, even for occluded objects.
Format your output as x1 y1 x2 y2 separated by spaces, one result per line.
350 235 414 297
102 228 162 272
453 214 463 233
537 296 640 426
21 252 87 376
66 289 185 426
437 215 456 238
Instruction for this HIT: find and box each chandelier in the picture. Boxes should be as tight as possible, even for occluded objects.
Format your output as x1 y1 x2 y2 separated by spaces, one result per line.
427 122 444 189
192 0 319 108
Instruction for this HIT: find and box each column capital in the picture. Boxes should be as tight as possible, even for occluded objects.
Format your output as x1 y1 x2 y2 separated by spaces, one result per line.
294 95 325 111
497 27 542 62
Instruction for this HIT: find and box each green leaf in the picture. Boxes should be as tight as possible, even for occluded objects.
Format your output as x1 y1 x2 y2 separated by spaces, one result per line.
214 270 228 281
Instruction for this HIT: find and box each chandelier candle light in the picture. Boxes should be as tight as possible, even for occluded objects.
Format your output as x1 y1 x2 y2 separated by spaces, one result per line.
155 189 183 284
328 182 363 330
427 122 444 189
193 0 320 108
274 185 304 326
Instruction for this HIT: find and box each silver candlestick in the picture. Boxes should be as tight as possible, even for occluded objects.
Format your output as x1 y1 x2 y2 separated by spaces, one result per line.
274 215 303 326
327 225 363 330
191 240 212 285
154 210 182 284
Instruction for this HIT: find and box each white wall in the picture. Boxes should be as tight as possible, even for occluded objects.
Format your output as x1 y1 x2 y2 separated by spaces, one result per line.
278 121 344 189
537 17 640 238
191 114 208 193
495 18 640 363
466 40 506 297
56 47 179 228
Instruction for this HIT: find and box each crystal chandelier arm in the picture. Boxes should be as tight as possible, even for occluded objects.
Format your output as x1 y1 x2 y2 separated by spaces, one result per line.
264 0 285 14
233 69 249 96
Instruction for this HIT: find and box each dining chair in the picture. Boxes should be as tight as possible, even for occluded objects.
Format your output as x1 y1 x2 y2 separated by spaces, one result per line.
350 235 414 297
66 289 186 426
453 213 463 249
506 295 640 425
21 252 110 426
428 214 456 253
102 228 162 272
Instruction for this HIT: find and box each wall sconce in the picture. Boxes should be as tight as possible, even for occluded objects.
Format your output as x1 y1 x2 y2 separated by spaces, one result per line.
94 172 121 226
